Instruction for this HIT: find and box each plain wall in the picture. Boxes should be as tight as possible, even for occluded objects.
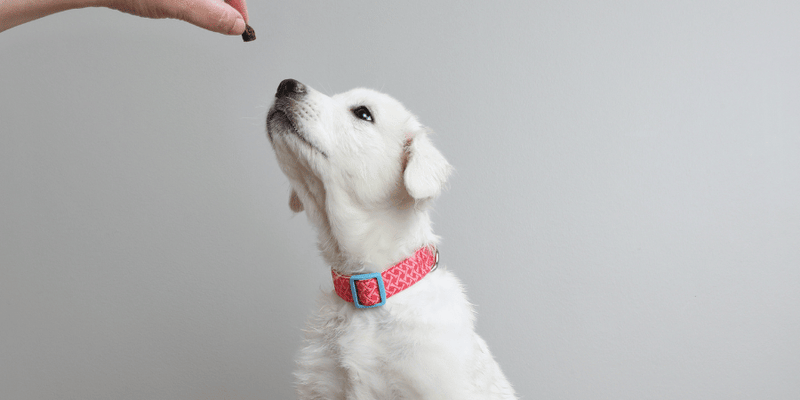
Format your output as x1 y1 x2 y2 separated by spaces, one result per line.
2 1 799 399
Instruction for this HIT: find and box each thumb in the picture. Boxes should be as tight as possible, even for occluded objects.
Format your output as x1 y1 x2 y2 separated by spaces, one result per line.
176 0 246 35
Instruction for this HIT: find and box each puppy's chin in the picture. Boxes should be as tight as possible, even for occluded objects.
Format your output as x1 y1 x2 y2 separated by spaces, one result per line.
266 109 293 141
268 111 328 160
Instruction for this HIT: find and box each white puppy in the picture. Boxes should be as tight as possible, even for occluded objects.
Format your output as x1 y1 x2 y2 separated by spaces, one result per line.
266 79 517 399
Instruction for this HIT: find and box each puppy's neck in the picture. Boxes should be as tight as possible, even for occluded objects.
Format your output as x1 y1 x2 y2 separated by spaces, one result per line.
319 187 438 275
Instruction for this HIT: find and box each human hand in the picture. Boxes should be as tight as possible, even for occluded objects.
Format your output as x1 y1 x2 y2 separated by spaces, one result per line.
0 0 250 35
100 0 250 35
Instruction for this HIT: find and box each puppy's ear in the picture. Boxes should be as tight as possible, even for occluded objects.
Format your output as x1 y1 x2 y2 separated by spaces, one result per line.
403 130 453 201
289 189 304 213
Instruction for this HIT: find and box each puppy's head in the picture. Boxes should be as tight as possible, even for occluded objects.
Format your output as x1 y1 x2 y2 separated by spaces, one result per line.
266 79 452 220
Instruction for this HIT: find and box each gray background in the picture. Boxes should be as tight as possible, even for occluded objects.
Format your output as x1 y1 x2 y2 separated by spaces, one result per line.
2 1 799 399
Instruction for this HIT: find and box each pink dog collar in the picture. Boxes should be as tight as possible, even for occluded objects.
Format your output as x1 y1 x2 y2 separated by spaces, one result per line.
332 247 439 308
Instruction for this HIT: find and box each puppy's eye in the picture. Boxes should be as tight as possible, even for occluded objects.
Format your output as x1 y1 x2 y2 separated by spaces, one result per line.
352 106 373 122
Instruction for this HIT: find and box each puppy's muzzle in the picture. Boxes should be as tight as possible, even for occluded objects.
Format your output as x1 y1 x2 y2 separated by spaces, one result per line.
276 78 306 98
268 78 328 158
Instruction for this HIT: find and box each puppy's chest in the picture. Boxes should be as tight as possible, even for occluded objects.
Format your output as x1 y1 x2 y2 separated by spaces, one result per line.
313 273 473 359
322 308 419 361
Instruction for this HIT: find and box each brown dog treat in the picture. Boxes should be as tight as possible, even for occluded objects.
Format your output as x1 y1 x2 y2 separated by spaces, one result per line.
242 24 256 42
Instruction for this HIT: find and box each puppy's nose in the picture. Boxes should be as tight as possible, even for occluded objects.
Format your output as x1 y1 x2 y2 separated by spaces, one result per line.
276 79 306 98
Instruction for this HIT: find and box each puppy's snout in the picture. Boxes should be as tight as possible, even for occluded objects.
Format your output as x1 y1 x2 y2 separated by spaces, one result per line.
276 79 306 98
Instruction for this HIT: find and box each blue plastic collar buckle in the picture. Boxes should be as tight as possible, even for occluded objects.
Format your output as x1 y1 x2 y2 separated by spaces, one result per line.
349 272 387 309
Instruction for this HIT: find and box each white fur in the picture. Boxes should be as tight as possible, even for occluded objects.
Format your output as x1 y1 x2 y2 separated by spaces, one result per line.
267 81 517 399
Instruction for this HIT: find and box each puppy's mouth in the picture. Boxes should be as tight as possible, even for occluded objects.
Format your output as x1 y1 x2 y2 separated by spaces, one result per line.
267 109 328 159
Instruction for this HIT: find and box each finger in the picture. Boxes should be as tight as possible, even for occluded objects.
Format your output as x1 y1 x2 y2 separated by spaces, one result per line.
225 0 249 23
174 0 245 35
